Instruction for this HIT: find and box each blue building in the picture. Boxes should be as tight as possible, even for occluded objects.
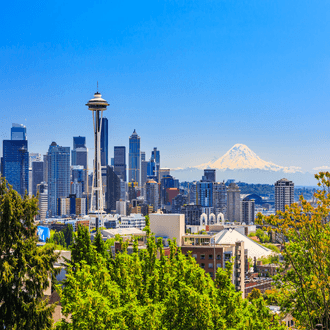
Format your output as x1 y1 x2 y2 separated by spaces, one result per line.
47 142 70 217
197 181 213 207
101 117 108 167
2 140 29 196
11 123 27 140
128 129 141 185
160 175 176 206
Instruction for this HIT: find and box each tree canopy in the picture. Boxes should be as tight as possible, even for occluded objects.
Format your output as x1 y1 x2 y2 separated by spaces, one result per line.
55 217 286 329
257 172 330 330
0 177 59 329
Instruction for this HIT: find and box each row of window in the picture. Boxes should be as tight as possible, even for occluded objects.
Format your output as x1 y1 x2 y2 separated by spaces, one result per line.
200 263 222 269
191 254 222 260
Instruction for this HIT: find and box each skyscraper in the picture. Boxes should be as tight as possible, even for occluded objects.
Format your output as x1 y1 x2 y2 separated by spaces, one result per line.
145 179 159 211
71 136 88 194
197 181 213 207
101 117 108 167
227 183 241 222
2 140 29 196
241 198 255 225
71 136 88 168
275 178 294 212
47 142 70 217
151 147 160 180
114 146 126 181
203 169 216 182
11 123 27 140
2 124 29 196
105 165 121 213
32 161 44 196
129 129 141 185
213 181 227 216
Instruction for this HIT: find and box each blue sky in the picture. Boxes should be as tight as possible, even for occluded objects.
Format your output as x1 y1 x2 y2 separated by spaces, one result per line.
1 0 330 173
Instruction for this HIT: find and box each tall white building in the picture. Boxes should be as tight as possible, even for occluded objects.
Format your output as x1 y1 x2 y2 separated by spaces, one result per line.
275 178 294 212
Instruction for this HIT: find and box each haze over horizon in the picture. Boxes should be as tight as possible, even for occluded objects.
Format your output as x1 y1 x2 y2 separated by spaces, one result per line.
1 1 330 179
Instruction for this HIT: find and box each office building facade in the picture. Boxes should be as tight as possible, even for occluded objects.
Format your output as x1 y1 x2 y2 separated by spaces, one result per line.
114 146 126 181
2 140 29 196
275 178 294 212
47 142 70 217
203 169 216 182
128 129 141 185
32 161 44 197
105 165 121 213
101 118 108 167
227 183 241 222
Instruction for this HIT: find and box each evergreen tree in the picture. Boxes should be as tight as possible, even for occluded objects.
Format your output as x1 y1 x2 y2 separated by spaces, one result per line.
62 224 74 247
0 177 59 329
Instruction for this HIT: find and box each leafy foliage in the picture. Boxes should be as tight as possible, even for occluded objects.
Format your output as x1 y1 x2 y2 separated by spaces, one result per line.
0 177 59 329
257 172 330 330
56 217 286 329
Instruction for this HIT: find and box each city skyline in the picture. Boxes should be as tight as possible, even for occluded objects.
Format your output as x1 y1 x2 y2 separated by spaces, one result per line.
1 1 330 177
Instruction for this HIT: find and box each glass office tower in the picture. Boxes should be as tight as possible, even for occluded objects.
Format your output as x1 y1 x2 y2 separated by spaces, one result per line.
128 129 141 186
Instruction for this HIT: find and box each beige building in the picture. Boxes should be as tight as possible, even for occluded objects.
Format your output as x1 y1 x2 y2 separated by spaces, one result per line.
149 214 185 246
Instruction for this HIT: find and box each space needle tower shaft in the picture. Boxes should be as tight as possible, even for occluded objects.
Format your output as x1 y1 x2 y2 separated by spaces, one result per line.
86 90 109 214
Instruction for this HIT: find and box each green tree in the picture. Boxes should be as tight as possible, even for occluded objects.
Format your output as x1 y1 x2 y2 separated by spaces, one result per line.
56 231 286 329
247 288 262 301
257 172 330 330
0 177 59 329
62 224 74 247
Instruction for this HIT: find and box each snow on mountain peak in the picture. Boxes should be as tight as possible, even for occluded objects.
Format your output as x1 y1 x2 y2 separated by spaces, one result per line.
195 144 302 173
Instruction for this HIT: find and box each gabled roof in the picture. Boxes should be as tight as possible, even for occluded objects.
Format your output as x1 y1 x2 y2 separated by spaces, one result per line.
214 228 273 259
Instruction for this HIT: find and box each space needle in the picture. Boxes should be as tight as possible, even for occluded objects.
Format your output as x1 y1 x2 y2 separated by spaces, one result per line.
86 88 109 229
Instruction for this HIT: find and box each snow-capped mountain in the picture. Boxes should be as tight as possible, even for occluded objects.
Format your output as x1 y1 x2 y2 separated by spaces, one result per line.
195 144 302 173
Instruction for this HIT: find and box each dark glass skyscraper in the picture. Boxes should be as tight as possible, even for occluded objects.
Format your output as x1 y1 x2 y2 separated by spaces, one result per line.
114 146 126 181
129 129 141 185
101 117 108 167
105 165 121 213
32 161 44 196
47 142 70 217
71 136 88 193
2 140 29 196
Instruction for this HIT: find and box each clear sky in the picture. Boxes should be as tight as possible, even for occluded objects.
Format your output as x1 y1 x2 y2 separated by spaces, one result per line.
1 0 330 173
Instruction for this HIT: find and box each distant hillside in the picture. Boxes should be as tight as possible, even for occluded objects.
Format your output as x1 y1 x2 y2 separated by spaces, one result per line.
236 182 273 196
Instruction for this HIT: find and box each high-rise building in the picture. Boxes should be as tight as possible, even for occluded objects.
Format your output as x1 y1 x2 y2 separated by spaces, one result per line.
36 182 48 220
197 181 213 207
71 165 85 198
105 165 121 213
241 198 255 225
71 136 88 194
114 146 126 181
141 160 148 188
47 142 70 217
141 151 146 162
29 153 41 196
160 175 176 206
71 136 88 168
151 147 160 180
32 161 44 197
203 169 216 182
213 181 227 216
275 178 294 212
145 179 159 211
227 183 241 222
2 140 29 196
128 129 141 186
11 123 27 141
101 118 108 167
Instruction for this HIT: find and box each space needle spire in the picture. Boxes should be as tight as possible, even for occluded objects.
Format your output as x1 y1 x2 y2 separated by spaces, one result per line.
86 90 109 226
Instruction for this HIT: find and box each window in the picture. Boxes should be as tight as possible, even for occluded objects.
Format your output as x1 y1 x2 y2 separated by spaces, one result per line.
208 263 213 269
216 254 221 260
209 272 213 278
201 263 205 269
192 254 197 259
208 254 213 259
200 254 205 260
217 263 222 269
